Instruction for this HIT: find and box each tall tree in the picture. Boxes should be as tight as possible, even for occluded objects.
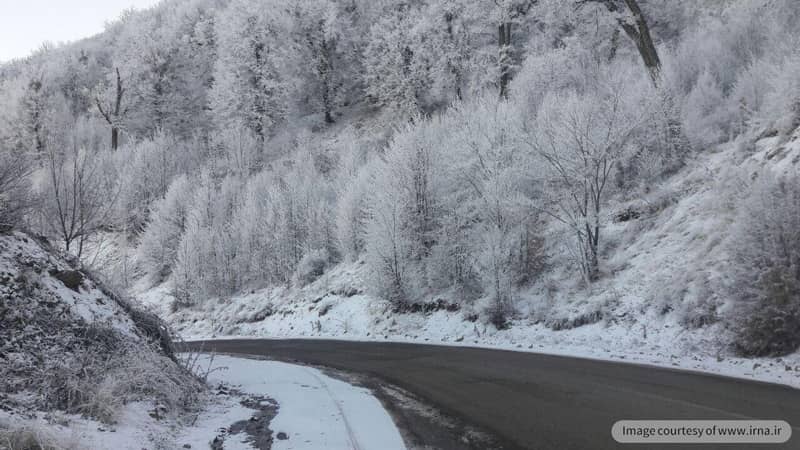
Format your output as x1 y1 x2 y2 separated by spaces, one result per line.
116 2 216 139
527 85 642 282
580 0 661 85
288 0 353 124
41 119 117 258
363 5 430 115
493 0 536 98
210 0 286 140
95 68 126 151
422 0 476 103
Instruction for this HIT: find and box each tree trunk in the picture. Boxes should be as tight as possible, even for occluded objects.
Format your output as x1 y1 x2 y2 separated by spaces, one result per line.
111 127 119 152
96 68 125 151
621 0 660 85
445 12 463 101
594 0 660 85
498 22 512 98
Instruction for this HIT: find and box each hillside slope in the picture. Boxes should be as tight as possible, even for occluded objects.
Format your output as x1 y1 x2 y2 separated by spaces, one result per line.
139 130 800 388
0 230 201 449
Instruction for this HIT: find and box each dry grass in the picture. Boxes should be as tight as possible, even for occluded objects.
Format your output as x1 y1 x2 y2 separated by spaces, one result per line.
33 338 202 425
0 422 81 450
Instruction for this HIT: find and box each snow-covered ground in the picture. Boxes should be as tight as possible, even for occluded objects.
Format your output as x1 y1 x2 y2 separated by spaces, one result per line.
135 133 800 391
185 355 406 450
0 401 187 450
1 355 406 450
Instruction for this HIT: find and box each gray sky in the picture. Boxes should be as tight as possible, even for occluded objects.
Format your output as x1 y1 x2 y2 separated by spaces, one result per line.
0 0 162 63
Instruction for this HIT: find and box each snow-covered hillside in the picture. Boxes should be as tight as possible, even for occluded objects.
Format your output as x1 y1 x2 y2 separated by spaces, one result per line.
139 130 800 388
0 230 201 449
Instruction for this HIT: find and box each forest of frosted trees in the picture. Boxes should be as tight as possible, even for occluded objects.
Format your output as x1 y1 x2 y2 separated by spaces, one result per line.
2 0 800 356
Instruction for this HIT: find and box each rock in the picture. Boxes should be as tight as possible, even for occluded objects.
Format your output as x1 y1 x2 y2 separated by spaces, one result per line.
277 431 289 440
753 363 761 370
50 269 84 292
149 403 168 420
455 336 464 342
183 445 192 449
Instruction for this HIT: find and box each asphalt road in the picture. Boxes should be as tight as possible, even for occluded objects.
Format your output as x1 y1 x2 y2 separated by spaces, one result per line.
183 339 800 450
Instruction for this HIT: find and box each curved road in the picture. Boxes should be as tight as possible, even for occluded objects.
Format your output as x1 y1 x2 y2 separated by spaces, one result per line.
184 339 800 449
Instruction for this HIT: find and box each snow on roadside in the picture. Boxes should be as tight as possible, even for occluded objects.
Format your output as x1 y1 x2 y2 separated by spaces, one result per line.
1 355 407 450
140 260 800 391
185 354 406 450
0 402 183 450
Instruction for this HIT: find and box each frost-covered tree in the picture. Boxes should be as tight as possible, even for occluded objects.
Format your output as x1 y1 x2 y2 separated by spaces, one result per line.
113 131 187 231
491 0 536 98
0 77 32 156
210 0 286 140
209 124 263 177
363 6 431 116
39 118 118 257
417 0 478 102
20 74 50 155
115 1 216 138
172 173 244 302
578 0 662 85
364 117 452 305
287 0 357 124
0 147 32 230
454 98 543 324
336 167 372 261
136 175 192 283
94 68 127 151
527 79 643 282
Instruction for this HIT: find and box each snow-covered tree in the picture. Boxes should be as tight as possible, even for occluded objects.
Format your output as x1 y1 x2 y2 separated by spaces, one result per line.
136 175 192 283
287 0 358 124
453 97 543 324
210 0 286 140
39 118 118 257
115 1 216 138
0 146 32 230
365 125 443 304
527 78 643 282
114 131 186 231
363 6 431 116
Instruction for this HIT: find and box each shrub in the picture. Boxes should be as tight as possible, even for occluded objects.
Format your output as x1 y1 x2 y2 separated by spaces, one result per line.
35 338 201 424
0 424 62 450
293 249 330 287
727 173 800 356
484 294 513 331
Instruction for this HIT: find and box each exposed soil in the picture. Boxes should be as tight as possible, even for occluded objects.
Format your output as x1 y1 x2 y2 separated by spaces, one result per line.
212 387 279 450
